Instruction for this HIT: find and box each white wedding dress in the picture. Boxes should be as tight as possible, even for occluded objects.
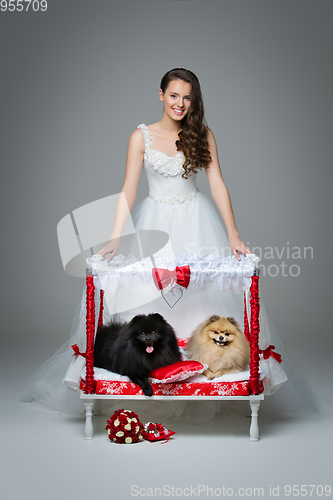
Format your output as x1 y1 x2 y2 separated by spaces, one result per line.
21 123 317 421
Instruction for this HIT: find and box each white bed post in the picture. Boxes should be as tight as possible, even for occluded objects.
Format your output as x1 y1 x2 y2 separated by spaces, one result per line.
83 399 94 440
249 399 260 441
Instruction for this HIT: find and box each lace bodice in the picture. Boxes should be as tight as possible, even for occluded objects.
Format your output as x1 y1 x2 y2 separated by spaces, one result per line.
137 123 198 202
137 123 185 177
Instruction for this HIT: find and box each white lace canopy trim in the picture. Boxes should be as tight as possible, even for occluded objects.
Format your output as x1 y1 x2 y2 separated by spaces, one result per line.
86 253 260 296
137 123 185 177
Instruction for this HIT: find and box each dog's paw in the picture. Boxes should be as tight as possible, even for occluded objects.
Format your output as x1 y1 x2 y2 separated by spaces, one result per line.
203 369 215 380
143 385 154 397
133 378 154 397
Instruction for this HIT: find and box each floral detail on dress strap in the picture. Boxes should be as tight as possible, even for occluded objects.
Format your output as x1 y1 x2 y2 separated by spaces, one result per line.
137 123 185 177
137 123 152 155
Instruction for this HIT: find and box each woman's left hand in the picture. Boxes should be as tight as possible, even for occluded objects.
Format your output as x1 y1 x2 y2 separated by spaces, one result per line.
229 234 251 261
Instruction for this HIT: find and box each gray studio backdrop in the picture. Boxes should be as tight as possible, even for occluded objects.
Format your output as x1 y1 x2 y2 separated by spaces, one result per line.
1 0 332 399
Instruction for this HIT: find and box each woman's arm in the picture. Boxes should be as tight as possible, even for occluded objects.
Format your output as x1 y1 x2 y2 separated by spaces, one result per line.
97 128 145 260
205 128 251 260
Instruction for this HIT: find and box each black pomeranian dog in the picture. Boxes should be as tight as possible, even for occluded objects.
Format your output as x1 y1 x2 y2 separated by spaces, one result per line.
94 313 182 396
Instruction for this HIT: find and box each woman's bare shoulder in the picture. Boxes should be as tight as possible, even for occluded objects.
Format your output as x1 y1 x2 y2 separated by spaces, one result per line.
206 126 215 139
128 127 145 153
205 126 217 148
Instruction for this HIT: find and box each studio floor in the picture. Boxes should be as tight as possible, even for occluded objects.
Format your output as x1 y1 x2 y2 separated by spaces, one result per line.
1 339 332 500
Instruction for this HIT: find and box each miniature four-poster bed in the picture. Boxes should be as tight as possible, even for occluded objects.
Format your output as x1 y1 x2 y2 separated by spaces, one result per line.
69 252 275 441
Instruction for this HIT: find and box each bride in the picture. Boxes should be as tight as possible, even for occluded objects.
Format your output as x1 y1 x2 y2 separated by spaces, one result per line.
98 68 250 263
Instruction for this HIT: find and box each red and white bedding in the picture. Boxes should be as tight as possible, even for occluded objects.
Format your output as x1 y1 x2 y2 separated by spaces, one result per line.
80 368 265 397
80 340 266 397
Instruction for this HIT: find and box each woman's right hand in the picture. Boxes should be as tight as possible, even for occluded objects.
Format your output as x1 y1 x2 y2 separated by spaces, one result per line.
97 237 121 261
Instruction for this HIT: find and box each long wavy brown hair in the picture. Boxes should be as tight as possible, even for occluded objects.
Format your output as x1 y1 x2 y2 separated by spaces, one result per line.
160 68 212 178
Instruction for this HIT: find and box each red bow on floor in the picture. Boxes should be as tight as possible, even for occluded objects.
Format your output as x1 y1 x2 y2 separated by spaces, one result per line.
259 345 282 363
71 344 86 358
152 265 191 291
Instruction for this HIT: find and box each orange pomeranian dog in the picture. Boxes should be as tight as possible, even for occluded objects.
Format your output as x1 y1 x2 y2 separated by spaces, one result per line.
186 315 250 380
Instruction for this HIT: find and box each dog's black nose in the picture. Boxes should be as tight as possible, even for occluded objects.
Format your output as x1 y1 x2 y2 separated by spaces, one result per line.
219 336 224 341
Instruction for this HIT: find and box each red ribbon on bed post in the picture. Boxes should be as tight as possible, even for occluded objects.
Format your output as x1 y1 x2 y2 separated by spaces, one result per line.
85 273 96 394
243 292 250 342
98 289 104 327
259 345 282 363
249 274 260 395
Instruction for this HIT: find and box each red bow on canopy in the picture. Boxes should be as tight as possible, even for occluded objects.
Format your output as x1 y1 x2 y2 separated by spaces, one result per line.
259 345 282 363
152 265 191 291
71 344 86 358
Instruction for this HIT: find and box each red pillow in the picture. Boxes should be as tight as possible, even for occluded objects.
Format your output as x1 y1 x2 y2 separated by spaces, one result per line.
149 360 206 383
143 422 175 442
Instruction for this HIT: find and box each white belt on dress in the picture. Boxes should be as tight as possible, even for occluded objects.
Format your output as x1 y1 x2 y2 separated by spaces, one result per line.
148 188 199 204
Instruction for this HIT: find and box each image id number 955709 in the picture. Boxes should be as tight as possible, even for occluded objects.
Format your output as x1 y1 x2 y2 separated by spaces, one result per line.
1 0 47 11
283 484 331 496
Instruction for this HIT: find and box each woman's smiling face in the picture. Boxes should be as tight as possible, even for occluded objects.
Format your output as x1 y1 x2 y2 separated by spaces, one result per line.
159 79 192 121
